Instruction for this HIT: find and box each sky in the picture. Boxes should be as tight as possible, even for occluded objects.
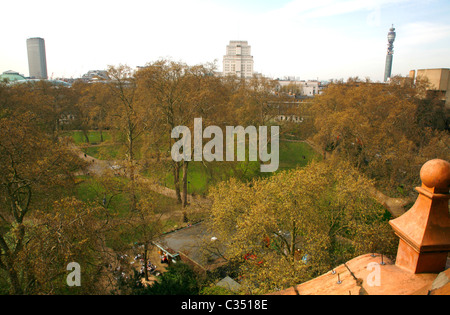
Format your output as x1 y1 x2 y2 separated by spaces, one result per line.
1 0 450 82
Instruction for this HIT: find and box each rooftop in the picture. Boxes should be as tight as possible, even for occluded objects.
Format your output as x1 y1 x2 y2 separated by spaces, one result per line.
269 254 449 295
0 70 27 82
270 159 450 295
154 222 226 272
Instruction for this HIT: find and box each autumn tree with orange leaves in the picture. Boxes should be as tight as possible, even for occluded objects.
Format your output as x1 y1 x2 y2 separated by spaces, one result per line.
310 77 450 196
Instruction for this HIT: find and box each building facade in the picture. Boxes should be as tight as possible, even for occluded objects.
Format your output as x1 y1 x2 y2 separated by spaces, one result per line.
410 68 450 108
81 70 109 82
223 40 254 78
277 79 326 97
27 37 48 79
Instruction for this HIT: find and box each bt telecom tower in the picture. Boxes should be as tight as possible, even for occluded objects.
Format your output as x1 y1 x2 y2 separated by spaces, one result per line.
384 25 396 82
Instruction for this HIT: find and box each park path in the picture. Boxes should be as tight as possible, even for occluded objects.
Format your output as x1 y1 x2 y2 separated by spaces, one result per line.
71 139 411 217
281 138 413 217
69 143 211 207
367 187 412 217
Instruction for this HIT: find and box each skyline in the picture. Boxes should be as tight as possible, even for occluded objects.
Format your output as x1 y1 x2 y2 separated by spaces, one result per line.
1 0 450 82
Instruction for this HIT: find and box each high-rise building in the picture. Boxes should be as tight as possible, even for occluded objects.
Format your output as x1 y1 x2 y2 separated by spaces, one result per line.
223 40 254 78
384 25 396 82
27 37 48 79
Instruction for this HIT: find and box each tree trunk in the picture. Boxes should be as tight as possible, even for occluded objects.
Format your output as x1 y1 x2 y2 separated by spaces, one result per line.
0 235 23 295
290 220 296 260
83 129 90 144
182 161 189 207
8 266 23 295
128 130 137 212
173 161 182 204
129 162 137 212
143 244 149 281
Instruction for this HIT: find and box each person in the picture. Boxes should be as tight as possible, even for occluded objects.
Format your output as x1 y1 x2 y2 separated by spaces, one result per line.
147 261 156 273
160 252 166 263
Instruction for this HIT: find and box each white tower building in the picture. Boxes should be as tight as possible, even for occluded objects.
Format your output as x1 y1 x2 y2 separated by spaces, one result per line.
223 41 254 78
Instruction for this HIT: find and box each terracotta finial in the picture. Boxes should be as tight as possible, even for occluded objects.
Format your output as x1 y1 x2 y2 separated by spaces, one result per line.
389 159 450 274
420 159 450 193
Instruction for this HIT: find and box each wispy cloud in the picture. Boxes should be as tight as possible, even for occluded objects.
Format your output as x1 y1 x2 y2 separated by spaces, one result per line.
268 0 412 20
400 22 450 47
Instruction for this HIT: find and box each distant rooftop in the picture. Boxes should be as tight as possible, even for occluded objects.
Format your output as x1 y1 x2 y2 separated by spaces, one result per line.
0 71 71 87
0 70 27 82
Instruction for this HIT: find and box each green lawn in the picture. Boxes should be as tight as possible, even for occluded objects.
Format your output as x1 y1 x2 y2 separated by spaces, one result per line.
149 160 261 196
75 175 178 217
74 175 181 250
65 131 123 160
145 140 321 196
278 141 321 170
82 145 123 160
69 129 321 197
66 130 111 145
75 176 131 217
